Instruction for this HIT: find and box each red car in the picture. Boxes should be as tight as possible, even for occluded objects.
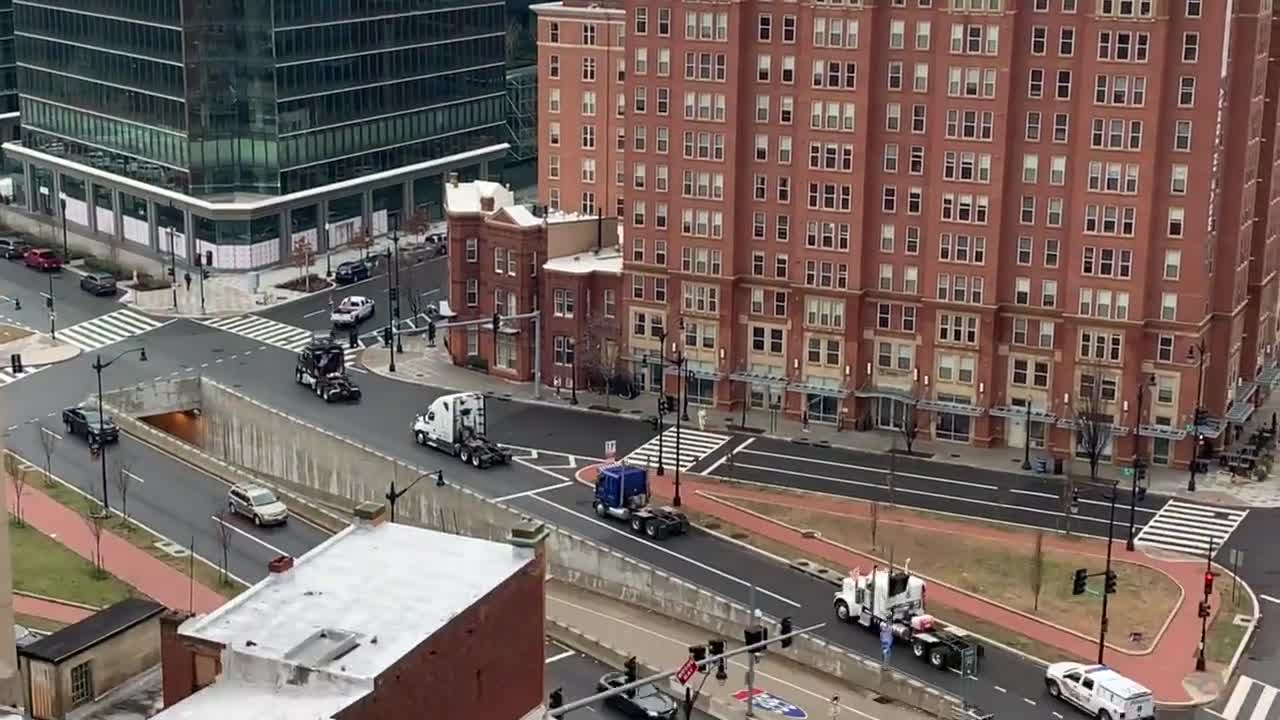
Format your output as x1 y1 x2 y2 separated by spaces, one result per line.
24 248 62 271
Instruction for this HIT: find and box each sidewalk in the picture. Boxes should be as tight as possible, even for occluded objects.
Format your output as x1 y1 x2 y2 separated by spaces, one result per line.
14 594 93 625
5 482 225 615
547 581 935 720
570 462 1229 705
359 336 1280 508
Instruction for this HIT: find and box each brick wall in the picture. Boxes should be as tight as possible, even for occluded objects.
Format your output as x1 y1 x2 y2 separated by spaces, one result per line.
159 611 222 708
337 555 545 720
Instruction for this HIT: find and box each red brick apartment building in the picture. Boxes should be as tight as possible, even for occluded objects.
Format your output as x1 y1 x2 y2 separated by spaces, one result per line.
467 0 1280 471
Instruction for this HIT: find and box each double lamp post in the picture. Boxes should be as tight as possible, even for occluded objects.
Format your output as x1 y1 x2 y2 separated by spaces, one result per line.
91 346 147 515
652 321 693 507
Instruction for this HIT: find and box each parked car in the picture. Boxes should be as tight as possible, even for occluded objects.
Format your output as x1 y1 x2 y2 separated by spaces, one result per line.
596 672 677 719
331 295 375 326
0 237 29 260
334 258 374 285
23 247 62 271
61 406 119 445
226 483 289 526
80 272 118 296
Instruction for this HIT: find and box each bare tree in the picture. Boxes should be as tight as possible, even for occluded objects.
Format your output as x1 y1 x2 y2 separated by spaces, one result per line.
291 236 313 292
349 227 373 260
215 509 232 586
5 452 27 526
113 461 133 529
403 208 430 241
1030 530 1046 612
869 501 880 550
1075 364 1115 484
37 425 56 487
83 505 107 578
897 389 924 455
581 316 622 407
887 437 898 506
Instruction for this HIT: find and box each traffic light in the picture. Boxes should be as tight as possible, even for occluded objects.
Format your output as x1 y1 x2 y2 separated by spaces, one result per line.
204 250 213 268
650 416 661 431
492 312 500 334
1204 571 1215 597
623 656 638 698
689 644 707 670
1072 568 1088 596
348 327 358 349
1199 600 1212 619
1193 407 1208 430
382 326 393 348
548 688 563 709
9 353 20 375
780 616 794 648
1104 570 1118 594
194 252 201 268
44 295 52 309
744 624 768 653
709 639 728 682
427 321 437 345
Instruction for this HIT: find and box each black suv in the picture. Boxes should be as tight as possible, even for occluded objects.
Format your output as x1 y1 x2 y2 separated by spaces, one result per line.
334 258 374 284
61 407 120 445
79 272 118 296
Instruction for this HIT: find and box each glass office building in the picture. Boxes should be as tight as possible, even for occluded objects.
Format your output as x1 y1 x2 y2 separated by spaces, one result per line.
3 0 508 269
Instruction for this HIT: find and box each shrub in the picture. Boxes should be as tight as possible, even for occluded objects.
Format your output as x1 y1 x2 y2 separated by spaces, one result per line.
466 355 488 371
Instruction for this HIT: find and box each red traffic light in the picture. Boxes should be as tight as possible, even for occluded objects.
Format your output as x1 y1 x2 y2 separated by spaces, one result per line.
1204 572 1215 596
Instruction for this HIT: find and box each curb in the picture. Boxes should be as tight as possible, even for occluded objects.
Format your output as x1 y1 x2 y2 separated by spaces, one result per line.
14 590 102 612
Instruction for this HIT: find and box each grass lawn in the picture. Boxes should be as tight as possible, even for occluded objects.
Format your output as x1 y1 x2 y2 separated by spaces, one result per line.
0 323 32 345
1206 579 1256 667
15 613 67 634
9 519 135 608
709 492 1181 653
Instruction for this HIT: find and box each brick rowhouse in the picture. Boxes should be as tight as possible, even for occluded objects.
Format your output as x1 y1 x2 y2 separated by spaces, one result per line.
513 0 1280 471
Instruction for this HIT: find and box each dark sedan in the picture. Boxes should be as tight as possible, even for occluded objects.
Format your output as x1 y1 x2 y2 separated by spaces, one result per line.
79 272 118 296
334 258 374 284
61 406 120 445
596 672 678 719
0 237 29 259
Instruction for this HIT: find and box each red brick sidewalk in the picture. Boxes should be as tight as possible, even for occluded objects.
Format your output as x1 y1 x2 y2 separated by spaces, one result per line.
14 594 94 625
578 463 1223 703
7 483 226 615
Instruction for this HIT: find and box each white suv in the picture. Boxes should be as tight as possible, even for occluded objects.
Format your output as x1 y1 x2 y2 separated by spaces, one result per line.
1045 663 1155 720
227 484 289 526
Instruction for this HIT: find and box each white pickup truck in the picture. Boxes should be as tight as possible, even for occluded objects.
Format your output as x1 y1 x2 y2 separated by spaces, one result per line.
1045 662 1155 720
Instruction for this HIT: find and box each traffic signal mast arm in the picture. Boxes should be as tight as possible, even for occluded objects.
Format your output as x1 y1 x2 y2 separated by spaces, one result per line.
547 621 826 717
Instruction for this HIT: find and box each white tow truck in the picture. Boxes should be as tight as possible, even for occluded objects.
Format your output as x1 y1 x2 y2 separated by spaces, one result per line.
833 566 982 673
1045 663 1155 720
410 392 512 468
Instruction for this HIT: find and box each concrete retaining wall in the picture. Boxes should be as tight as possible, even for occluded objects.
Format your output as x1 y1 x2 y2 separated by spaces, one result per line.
108 377 962 717
102 377 201 417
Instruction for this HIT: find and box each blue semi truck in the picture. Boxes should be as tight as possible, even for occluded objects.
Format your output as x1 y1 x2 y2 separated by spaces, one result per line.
592 465 690 540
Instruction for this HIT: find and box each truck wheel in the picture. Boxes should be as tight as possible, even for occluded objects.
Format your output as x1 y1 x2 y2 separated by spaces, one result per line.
835 600 851 622
459 448 471 464
912 641 926 658
929 648 947 669
415 431 426 446
1098 711 1112 720
593 501 607 518
630 515 644 533
1045 680 1060 698
471 453 482 468
645 519 659 538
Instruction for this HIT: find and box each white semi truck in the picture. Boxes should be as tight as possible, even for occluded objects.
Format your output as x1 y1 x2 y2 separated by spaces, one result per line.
410 392 512 468
833 566 982 673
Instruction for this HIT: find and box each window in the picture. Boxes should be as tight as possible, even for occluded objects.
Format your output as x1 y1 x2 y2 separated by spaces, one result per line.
635 8 647 33
1168 207 1184 238
1182 33 1199 62
1178 76 1196 107
553 336 576 366
1171 164 1188 194
1157 334 1174 362
758 13 772 42
1161 292 1178 321
1174 121 1192 151
70 661 94 707
465 237 478 263
1017 236 1033 265
1059 27 1075 56
1015 277 1030 305
1022 154 1039 184
1164 250 1182 280
582 57 596 81
1041 280 1057 308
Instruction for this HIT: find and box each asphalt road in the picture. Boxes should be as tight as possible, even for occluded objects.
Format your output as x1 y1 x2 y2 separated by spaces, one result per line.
0 288 1253 720
545 640 713 720
0 257 121 333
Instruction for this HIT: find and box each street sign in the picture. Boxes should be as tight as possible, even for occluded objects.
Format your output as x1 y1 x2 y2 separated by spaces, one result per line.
960 646 978 678
733 689 808 718
676 658 698 685
1121 467 1134 477
605 440 617 460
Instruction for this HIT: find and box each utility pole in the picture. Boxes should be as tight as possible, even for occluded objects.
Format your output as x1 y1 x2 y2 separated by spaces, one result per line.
1098 482 1117 663
745 584 758 718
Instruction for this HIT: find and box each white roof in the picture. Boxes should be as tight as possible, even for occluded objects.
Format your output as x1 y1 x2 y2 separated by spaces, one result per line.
443 180 515 215
179 522 531 681
542 246 624 276
150 653 368 720
1080 665 1151 698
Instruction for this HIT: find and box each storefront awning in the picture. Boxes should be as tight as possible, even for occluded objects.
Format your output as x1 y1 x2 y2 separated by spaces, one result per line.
1257 363 1280 388
1234 381 1260 405
918 399 986 417
854 387 916 403
788 381 851 398
729 370 790 387
666 364 723 380
1055 419 1129 435
1138 424 1188 441
1226 400 1257 424
1189 417 1227 439
988 404 1058 422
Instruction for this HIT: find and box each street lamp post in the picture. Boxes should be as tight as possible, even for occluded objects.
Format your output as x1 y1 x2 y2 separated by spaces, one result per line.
1128 374 1155 551
1020 400 1033 470
92 347 147 514
44 270 55 340
652 349 667 477
1197 539 1214 672
392 229 403 355
385 246 397 373
1098 481 1118 664
325 224 333 278
666 321 686 507
166 222 178 310
1187 340 1208 492
385 470 443 523
59 195 68 261
570 340 579 405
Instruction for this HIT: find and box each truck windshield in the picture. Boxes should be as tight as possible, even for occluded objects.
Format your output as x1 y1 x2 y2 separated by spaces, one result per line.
316 348 343 374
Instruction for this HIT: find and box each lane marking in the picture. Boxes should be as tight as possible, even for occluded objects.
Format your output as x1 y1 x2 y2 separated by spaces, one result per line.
549 595 879 720
545 650 576 664
211 515 289 557
704 437 756 476
494 482 573 502
122 469 145 484
1259 594 1280 605
41 427 62 441
302 308 327 318
993 686 1007 693
515 460 801 608
1023 698 1036 706
742 446 1000 491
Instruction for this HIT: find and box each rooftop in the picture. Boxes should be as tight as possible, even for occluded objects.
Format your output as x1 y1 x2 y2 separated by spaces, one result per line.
178 521 532 681
443 179 515 215
542 245 624 275
20 598 164 664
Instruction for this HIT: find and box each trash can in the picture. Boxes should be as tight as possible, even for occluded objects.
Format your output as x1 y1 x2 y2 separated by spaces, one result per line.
1033 457 1048 473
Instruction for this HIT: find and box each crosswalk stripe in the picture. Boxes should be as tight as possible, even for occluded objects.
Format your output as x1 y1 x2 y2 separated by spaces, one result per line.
1252 685 1277 720
55 310 165 352
623 426 730 471
1135 499 1247 557
201 315 366 368
1223 677 1255 720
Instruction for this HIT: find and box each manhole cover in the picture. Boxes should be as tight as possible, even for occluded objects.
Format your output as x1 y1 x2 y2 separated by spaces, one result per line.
731 532 749 540
153 540 190 558
950 453 962 459
872 696 893 705
210 348 223 353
